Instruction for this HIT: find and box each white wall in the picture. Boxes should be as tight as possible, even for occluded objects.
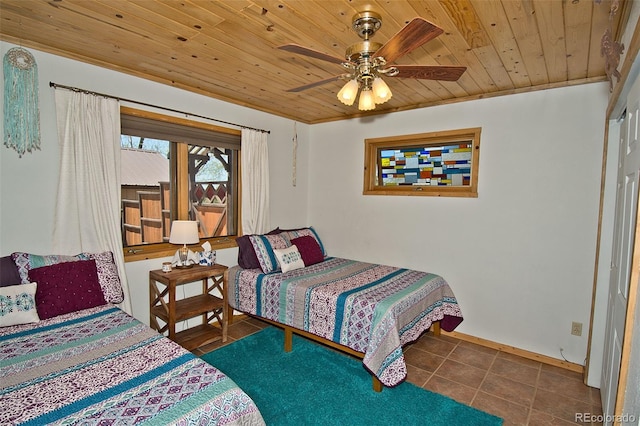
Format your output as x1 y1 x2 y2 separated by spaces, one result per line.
0 42 310 323
307 84 609 365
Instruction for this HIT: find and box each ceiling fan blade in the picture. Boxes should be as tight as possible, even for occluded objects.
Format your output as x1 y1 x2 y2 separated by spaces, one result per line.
391 65 467 81
286 75 343 92
278 44 345 64
374 18 444 64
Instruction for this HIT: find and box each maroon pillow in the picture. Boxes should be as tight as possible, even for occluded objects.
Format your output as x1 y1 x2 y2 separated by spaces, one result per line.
236 235 261 269
291 236 324 266
28 259 106 320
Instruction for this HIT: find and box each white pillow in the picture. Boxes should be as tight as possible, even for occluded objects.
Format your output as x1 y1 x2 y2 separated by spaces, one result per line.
0 282 40 327
273 245 305 273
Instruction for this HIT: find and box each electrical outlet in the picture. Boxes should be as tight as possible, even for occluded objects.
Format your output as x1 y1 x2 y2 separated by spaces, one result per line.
571 322 583 336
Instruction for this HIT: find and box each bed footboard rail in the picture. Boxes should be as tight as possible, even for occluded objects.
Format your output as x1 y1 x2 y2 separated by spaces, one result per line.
256 316 440 392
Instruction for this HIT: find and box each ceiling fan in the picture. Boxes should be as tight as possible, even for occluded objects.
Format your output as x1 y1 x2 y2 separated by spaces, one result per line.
278 11 467 111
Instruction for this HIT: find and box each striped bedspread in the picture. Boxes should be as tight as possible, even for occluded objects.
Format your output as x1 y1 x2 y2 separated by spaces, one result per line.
0 304 265 426
228 257 463 387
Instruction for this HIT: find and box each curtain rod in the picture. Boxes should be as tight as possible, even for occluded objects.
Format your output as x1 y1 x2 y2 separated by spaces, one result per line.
49 82 270 134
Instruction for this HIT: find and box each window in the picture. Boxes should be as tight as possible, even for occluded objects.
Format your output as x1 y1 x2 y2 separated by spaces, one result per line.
120 107 240 260
363 127 481 197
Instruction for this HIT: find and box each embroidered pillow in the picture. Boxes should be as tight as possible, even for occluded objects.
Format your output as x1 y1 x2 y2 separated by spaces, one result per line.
83 251 124 303
290 235 325 267
280 227 326 257
273 245 305 273
28 259 106 320
0 255 22 287
248 234 290 274
0 282 40 327
11 251 89 284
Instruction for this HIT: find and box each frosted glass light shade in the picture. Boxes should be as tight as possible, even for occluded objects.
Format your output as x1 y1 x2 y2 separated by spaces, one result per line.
358 88 376 111
372 77 392 104
337 79 359 106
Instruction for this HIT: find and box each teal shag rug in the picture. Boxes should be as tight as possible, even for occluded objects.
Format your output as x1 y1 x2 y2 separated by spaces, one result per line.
201 327 502 425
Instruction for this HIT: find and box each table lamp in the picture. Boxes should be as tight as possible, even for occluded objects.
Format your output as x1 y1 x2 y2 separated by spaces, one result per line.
169 220 199 268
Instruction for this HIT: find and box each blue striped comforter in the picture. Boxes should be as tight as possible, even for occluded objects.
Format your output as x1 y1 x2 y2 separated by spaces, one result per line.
228 257 463 387
0 305 265 425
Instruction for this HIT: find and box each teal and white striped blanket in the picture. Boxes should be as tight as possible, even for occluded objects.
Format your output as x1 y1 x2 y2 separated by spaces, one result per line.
0 304 265 425
228 257 463 387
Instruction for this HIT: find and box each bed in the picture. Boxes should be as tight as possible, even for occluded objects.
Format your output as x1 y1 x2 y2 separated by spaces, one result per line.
229 227 464 390
0 252 265 425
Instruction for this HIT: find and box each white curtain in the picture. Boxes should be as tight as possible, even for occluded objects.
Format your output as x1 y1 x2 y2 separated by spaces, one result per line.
241 129 270 234
52 89 132 314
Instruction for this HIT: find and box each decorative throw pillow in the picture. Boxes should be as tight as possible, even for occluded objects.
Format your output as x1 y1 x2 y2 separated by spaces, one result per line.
11 251 89 284
83 251 124 303
236 235 262 269
273 245 305 273
290 235 325 267
28 259 106 320
236 228 282 269
0 282 40 327
281 227 326 257
0 255 22 287
248 234 290 274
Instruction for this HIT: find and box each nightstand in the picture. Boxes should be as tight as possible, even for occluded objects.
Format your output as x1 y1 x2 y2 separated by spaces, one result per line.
149 264 228 351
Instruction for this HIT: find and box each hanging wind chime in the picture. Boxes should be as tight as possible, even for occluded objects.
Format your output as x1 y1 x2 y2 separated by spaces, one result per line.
3 47 40 157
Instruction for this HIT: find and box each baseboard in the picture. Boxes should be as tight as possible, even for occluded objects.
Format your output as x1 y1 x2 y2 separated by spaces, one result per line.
231 313 584 374
442 330 584 374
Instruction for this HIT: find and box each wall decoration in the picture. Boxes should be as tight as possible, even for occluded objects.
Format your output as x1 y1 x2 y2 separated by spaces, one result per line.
3 47 40 157
597 0 624 92
292 121 297 187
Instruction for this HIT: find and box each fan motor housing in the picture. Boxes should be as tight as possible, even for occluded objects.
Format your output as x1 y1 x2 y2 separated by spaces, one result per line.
345 41 382 62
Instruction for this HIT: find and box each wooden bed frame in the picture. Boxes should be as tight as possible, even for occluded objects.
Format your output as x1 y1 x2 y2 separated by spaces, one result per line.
233 314 441 392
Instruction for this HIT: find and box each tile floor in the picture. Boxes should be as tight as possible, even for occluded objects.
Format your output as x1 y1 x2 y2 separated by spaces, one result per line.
193 316 603 426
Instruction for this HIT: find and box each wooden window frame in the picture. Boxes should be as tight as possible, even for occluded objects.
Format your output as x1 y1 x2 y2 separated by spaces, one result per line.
363 127 481 198
121 107 241 262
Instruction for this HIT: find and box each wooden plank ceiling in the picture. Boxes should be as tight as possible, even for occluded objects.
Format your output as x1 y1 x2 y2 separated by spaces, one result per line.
0 0 625 124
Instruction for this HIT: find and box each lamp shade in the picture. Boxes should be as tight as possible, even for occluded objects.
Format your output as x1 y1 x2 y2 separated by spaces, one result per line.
372 77 392 104
337 79 359 106
169 221 199 244
358 87 376 111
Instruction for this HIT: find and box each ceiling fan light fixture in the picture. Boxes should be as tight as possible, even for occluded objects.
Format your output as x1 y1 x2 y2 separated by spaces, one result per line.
358 87 376 111
337 79 359 105
372 77 392 104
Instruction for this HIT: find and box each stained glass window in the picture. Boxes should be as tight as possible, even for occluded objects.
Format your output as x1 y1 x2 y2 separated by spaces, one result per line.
364 128 480 197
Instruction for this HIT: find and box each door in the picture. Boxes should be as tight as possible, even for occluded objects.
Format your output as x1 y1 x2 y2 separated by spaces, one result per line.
601 75 640 423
